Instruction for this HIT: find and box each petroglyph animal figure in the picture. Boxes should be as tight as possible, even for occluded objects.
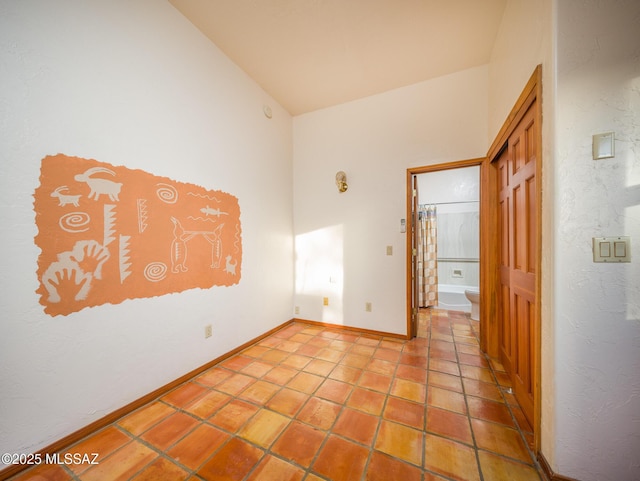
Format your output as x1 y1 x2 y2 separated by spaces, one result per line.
224 255 237 275
203 224 224 268
51 186 82 207
170 217 189 273
74 167 123 202
200 205 228 217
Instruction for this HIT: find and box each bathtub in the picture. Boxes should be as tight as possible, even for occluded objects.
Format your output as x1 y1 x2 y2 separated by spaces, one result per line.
437 284 475 312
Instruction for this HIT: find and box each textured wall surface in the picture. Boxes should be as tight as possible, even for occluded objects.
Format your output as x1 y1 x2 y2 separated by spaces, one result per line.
555 1 640 479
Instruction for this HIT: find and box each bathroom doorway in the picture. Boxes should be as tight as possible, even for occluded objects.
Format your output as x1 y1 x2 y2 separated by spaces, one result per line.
406 158 483 338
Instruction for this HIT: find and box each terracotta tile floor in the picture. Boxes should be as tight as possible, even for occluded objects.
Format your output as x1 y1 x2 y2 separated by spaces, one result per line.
10 309 544 481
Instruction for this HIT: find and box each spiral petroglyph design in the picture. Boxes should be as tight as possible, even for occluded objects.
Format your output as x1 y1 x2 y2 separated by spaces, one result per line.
155 183 178 204
58 212 90 233
144 262 168 282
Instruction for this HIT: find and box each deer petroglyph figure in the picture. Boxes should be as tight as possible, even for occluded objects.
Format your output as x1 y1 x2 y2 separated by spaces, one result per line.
50 186 82 207
74 167 123 202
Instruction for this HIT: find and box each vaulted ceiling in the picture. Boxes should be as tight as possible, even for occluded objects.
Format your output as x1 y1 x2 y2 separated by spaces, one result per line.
169 0 507 115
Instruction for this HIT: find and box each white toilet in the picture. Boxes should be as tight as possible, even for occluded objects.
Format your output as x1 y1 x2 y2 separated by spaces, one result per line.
464 288 480 320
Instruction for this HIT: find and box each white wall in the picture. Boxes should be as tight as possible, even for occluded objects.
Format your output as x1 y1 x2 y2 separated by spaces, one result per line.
555 1 640 479
292 66 489 335
0 0 293 459
488 0 553 138
417 166 480 205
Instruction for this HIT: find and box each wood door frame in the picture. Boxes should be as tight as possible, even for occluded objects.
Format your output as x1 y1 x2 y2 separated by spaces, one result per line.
405 157 484 339
482 65 543 451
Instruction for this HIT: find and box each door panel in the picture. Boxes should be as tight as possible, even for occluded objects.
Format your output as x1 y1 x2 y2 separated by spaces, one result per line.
499 283 512 371
527 176 537 274
498 149 512 373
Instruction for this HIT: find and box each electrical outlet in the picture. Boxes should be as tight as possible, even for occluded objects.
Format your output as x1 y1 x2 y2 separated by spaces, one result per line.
323 297 329 306
204 324 212 338
365 302 372 312
294 306 300 315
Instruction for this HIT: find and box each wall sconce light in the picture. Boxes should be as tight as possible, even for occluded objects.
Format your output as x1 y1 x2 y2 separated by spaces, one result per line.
335 171 348 193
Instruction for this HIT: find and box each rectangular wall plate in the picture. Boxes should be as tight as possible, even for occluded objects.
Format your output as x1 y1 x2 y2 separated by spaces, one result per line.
592 132 615 160
593 236 631 262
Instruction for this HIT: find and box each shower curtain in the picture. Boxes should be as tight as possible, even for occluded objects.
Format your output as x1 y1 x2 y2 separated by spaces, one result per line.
418 205 438 307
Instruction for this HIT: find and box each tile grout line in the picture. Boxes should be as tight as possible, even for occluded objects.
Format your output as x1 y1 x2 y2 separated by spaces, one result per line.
243 325 380 480
475 336 545 479
462 312 542 474
425 310 473 478
454 311 487 481
462 313 544 479
422 308 471 481
422 307 432 475
244 323 329 480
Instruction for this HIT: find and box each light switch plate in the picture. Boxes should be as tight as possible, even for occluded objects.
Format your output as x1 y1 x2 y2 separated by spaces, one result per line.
592 132 615 160
593 236 631 262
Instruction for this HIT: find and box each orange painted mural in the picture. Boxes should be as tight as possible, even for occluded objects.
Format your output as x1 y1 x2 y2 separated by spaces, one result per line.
34 154 242 316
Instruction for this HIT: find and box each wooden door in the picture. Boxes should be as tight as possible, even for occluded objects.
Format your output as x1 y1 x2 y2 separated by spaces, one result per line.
497 101 537 426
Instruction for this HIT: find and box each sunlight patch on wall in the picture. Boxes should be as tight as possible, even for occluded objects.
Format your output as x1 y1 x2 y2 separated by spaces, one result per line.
294 224 344 324
34 154 242 316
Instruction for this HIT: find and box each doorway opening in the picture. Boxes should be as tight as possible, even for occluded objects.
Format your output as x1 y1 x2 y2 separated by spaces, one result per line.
406 159 483 339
